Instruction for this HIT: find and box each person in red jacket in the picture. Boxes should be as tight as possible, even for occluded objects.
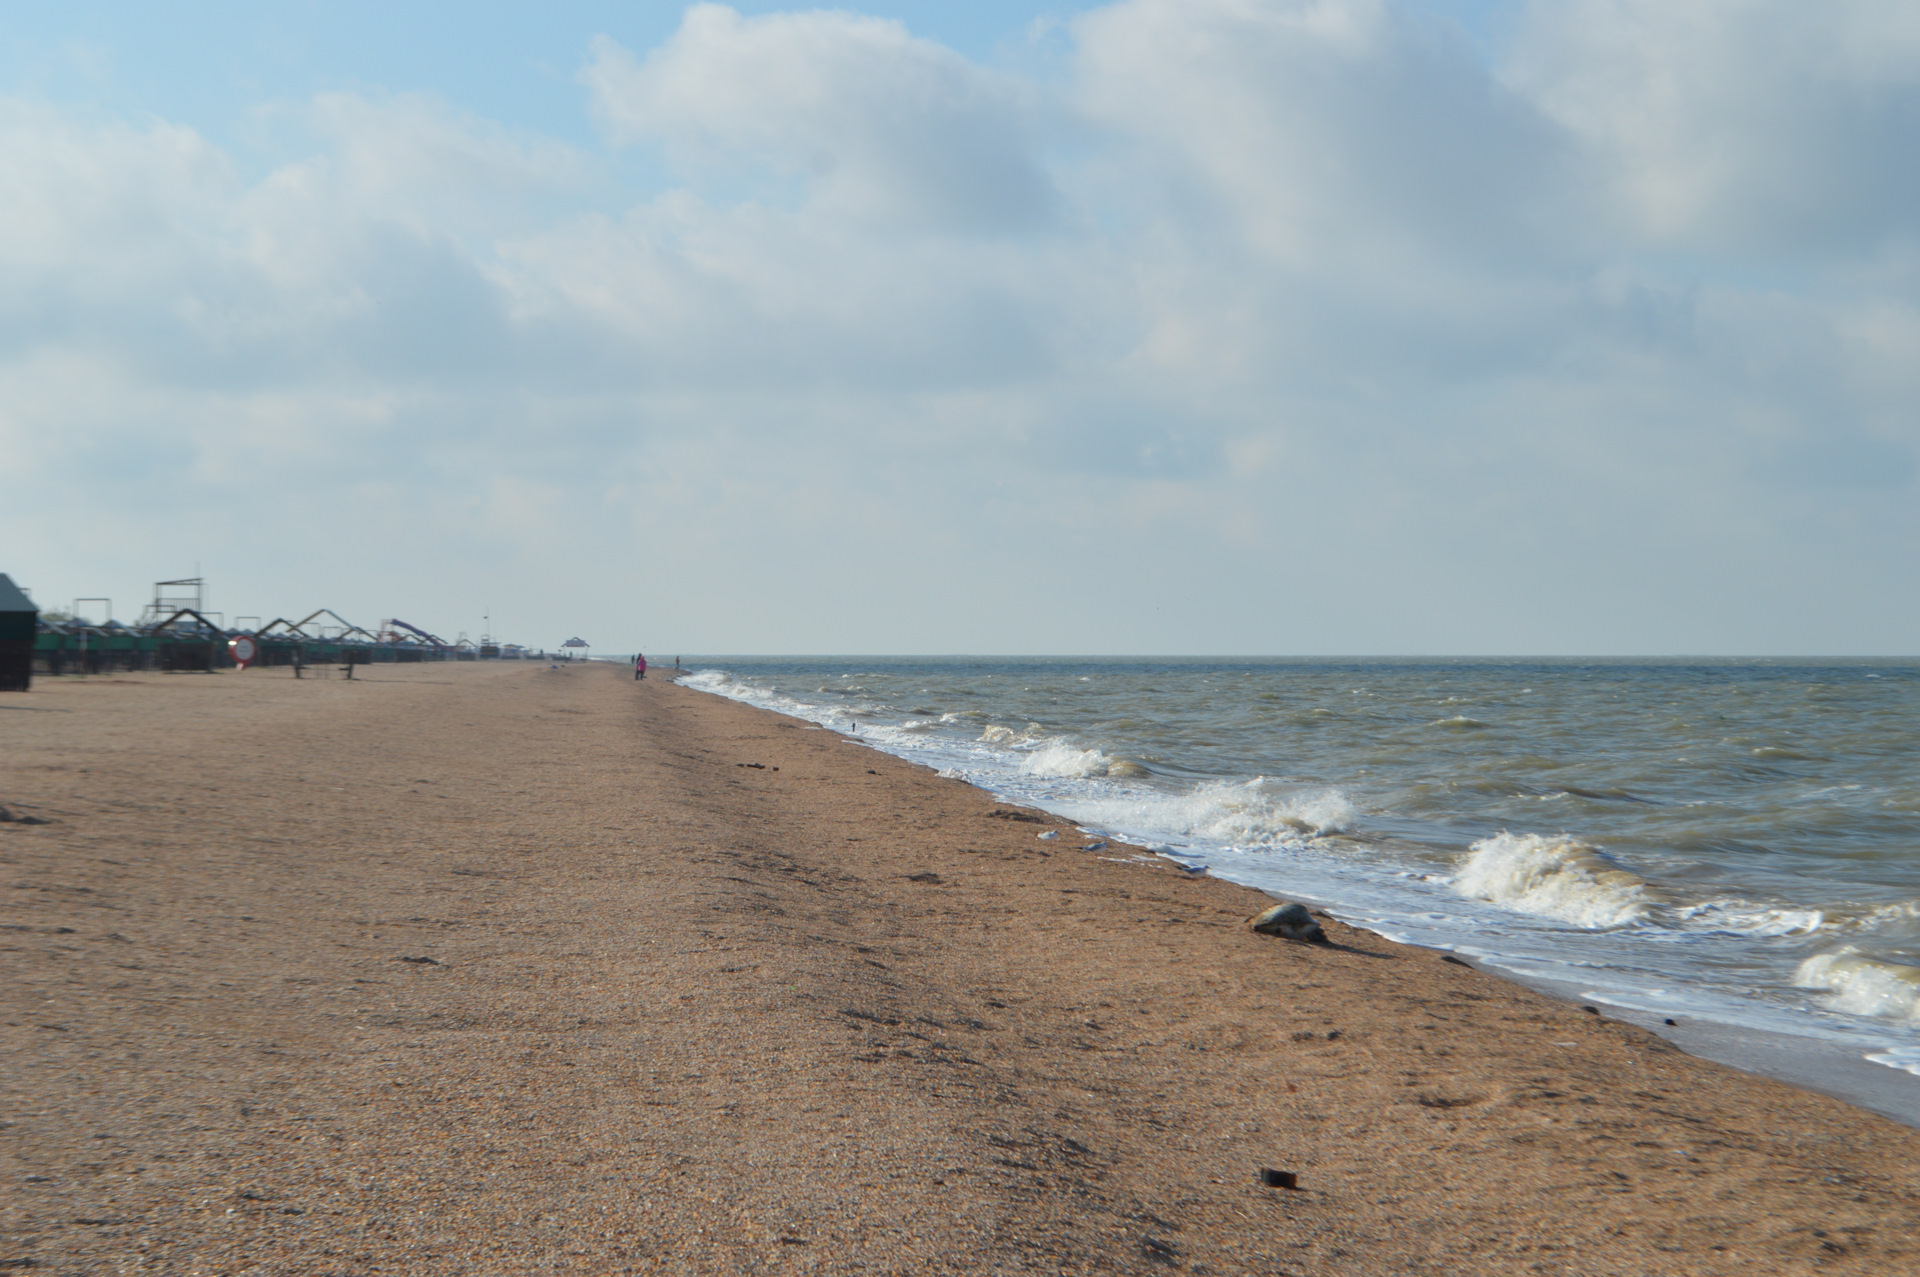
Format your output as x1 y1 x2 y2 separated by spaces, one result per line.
634 653 647 681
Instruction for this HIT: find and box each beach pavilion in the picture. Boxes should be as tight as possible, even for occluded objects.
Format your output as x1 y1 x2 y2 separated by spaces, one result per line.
0 573 36 692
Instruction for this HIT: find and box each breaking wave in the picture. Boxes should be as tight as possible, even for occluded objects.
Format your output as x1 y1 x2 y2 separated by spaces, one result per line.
1064 778 1354 848
1795 949 1920 1022
975 727 1150 780
1021 740 1119 779
1451 832 1654 929
1671 901 1826 936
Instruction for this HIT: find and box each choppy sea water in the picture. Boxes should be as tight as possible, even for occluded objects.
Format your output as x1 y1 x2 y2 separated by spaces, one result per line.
680 658 1920 1097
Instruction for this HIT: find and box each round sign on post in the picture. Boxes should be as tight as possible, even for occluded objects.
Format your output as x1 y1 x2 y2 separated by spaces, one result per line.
229 635 258 669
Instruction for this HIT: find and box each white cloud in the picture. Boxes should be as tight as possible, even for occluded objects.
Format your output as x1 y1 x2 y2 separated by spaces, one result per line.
581 4 1055 233
1074 0 1571 270
299 92 590 230
1511 0 1920 252
1 1 1915 653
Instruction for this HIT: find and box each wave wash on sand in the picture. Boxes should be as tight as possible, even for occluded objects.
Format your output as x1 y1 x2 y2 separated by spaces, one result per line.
680 659 1920 1116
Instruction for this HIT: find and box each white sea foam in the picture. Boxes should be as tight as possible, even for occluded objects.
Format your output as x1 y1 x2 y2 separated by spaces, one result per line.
1858 900 1920 931
1451 833 1653 929
679 668 863 731
1062 778 1354 847
1673 901 1826 937
1021 740 1117 779
1795 948 1920 1021
1270 787 1356 836
1866 1046 1920 1076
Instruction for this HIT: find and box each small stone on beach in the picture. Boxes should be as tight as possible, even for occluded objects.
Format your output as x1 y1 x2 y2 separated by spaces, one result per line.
1259 1168 1299 1189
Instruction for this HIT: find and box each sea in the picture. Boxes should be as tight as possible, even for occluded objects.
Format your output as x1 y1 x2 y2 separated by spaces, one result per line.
678 657 1920 1123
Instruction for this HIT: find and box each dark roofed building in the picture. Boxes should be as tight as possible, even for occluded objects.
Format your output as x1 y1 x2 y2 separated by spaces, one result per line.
0 573 37 692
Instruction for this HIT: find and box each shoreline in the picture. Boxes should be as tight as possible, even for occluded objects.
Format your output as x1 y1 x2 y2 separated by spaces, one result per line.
677 662 1920 1132
1438 952 1920 1132
6 662 1920 1272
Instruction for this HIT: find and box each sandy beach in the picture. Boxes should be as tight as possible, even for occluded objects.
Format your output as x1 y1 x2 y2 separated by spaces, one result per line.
5 661 1919 1275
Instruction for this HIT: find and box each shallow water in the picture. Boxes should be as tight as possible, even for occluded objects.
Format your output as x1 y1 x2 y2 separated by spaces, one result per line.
680 657 1920 1089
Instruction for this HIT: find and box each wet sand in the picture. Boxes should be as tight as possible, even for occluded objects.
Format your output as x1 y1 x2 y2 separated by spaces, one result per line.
4 661 1919 1274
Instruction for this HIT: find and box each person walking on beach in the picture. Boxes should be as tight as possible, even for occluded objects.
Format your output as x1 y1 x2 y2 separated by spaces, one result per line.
634 653 647 681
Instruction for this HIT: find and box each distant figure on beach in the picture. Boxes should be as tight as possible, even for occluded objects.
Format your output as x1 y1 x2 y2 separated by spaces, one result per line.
635 653 647 681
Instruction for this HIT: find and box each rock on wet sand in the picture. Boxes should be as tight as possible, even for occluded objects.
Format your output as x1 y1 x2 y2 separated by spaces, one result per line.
1247 900 1328 944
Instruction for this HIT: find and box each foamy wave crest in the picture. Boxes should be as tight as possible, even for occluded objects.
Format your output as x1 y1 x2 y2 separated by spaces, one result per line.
679 668 856 729
1865 1046 1920 1076
1857 900 1920 933
1795 948 1920 1021
1672 901 1826 936
1451 833 1653 929
1268 787 1356 836
1021 741 1118 779
1069 779 1353 847
980 723 1045 746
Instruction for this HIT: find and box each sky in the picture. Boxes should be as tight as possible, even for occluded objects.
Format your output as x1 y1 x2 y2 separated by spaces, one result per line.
1 0 1915 655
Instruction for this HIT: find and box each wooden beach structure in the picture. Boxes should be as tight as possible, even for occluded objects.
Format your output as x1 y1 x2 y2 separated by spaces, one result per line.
0 572 36 692
23 577 551 679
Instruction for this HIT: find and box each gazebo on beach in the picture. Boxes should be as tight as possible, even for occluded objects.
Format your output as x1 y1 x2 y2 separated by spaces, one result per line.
0 573 37 692
560 637 589 661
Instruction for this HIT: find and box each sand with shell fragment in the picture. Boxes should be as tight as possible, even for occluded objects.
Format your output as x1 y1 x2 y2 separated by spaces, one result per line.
3 661 1918 1275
